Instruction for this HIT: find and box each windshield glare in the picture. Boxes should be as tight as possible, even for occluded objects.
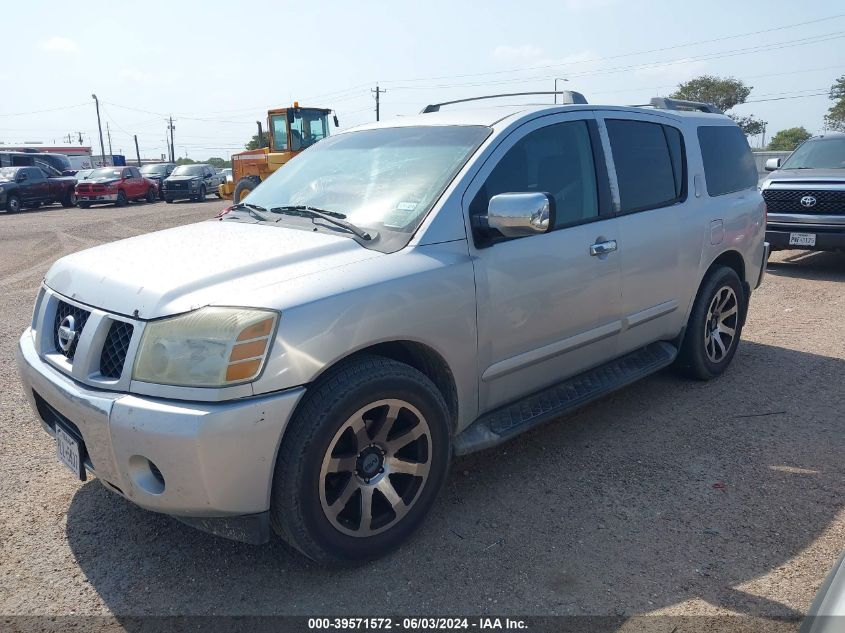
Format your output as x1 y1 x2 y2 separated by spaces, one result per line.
90 168 122 178
245 125 490 242
171 165 204 176
782 138 845 169
0 167 20 179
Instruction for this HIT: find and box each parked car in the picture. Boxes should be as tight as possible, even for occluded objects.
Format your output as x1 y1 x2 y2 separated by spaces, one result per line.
75 166 158 208
140 163 176 200
220 167 233 182
33 152 75 176
15 94 768 566
800 550 845 632
0 166 77 212
761 132 845 255
162 163 225 202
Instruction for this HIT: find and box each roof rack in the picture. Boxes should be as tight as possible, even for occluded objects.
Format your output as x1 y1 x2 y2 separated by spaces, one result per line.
633 97 722 114
421 90 588 113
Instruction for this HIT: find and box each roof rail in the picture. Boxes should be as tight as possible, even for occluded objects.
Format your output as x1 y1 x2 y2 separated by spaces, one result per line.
635 97 722 114
421 91 588 113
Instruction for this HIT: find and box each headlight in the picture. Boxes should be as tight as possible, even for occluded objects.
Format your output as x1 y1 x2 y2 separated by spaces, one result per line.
190 179 199 188
133 307 278 387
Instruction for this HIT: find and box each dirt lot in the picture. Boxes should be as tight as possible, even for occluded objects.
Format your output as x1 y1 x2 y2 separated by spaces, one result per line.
0 200 844 630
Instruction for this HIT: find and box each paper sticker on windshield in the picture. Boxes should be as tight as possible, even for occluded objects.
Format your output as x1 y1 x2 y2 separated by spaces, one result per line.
383 202 419 228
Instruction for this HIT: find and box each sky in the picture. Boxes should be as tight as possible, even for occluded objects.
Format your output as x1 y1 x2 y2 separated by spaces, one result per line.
3 0 844 161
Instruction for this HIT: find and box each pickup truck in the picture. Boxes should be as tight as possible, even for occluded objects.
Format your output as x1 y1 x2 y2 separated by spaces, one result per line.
75 166 159 208
162 163 225 202
0 166 78 212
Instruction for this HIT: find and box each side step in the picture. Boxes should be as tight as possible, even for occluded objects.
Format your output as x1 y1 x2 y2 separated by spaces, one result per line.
454 341 678 455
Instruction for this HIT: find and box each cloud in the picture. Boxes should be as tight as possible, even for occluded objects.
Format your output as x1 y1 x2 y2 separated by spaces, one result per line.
492 45 544 63
38 37 79 53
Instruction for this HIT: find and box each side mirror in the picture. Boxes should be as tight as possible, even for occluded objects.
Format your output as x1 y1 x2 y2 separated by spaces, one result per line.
765 158 782 171
333 114 339 127
486 192 555 237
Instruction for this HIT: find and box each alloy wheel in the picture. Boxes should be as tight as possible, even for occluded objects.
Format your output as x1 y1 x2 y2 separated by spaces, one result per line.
704 285 738 363
319 399 432 538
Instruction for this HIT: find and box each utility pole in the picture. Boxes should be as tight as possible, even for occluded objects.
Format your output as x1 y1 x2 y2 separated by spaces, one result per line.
134 135 141 166
168 117 175 163
91 94 106 167
106 122 113 164
553 77 568 104
761 123 767 150
64 133 73 144
372 84 387 121
76 131 84 145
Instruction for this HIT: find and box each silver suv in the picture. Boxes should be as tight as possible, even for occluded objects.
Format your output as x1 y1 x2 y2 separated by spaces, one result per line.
16 93 768 565
761 132 845 253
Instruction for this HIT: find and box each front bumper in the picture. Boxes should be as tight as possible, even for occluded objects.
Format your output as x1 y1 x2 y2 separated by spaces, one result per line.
15 329 305 543
77 193 118 203
767 227 845 252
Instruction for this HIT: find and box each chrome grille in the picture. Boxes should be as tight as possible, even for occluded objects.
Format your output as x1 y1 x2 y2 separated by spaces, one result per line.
52 301 90 360
99 321 134 379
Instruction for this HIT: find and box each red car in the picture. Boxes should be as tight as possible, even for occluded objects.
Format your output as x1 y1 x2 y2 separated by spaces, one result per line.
76 166 158 208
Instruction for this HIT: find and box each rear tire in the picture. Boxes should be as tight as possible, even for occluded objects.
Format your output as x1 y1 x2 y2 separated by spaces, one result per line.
270 355 452 566
165 198 173 204
78 202 90 209
676 266 746 380
61 189 77 208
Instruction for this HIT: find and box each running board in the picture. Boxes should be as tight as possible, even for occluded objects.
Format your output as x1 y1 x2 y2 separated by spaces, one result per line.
454 341 677 455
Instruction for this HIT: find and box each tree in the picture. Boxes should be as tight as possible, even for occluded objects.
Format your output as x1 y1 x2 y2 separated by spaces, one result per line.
768 127 811 151
245 132 269 150
671 75 766 136
206 157 231 168
175 157 196 166
824 75 845 132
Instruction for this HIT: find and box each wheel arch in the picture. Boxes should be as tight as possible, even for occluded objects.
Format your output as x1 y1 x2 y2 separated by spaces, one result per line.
297 340 460 435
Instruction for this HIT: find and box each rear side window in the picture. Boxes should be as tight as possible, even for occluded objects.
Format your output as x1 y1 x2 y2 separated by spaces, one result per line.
606 119 684 213
697 125 757 196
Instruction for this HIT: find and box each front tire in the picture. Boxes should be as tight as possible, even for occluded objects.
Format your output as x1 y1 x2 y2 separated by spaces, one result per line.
146 188 156 203
116 190 128 207
677 266 746 380
5 195 21 213
233 177 258 204
271 356 451 566
198 184 207 201
78 202 90 209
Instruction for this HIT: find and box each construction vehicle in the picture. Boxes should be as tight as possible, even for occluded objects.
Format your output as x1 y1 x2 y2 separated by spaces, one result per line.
220 104 337 202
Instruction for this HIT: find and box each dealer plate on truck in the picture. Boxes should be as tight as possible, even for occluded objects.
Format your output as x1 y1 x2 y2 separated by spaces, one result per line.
55 424 84 480
789 232 816 246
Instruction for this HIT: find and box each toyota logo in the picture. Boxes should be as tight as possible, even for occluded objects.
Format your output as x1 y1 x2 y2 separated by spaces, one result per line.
57 315 77 352
800 195 817 208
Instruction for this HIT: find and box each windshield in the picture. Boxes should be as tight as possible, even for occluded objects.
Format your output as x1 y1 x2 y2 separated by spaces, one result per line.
0 167 20 180
75 169 93 179
270 114 289 152
141 164 168 175
243 125 490 249
90 168 123 178
171 165 204 176
782 138 845 169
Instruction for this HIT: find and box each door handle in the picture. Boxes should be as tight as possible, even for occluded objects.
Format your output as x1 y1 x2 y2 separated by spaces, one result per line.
590 239 617 256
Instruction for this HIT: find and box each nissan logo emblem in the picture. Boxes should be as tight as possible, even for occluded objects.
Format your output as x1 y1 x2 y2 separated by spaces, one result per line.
57 315 77 352
800 195 817 208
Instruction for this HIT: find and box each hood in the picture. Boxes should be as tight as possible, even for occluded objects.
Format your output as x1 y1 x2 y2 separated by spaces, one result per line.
44 220 382 319
83 177 121 185
165 175 201 183
762 168 845 184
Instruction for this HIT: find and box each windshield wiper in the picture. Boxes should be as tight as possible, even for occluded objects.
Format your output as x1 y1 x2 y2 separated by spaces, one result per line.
231 202 271 222
270 205 374 241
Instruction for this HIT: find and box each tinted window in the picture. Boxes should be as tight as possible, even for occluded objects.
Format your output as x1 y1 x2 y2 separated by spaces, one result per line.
697 125 757 196
606 119 679 213
470 120 599 228
25 167 45 181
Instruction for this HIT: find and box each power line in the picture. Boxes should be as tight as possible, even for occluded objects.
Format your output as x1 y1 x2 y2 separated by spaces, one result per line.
380 13 845 85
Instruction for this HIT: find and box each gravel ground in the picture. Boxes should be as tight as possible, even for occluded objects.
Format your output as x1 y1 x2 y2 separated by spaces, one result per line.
0 200 844 631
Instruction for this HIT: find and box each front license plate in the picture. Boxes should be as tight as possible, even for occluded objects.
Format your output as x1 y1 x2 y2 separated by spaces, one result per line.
789 232 816 246
55 424 84 480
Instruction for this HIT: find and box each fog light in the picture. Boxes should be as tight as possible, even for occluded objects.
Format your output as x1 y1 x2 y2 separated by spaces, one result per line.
128 455 165 495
